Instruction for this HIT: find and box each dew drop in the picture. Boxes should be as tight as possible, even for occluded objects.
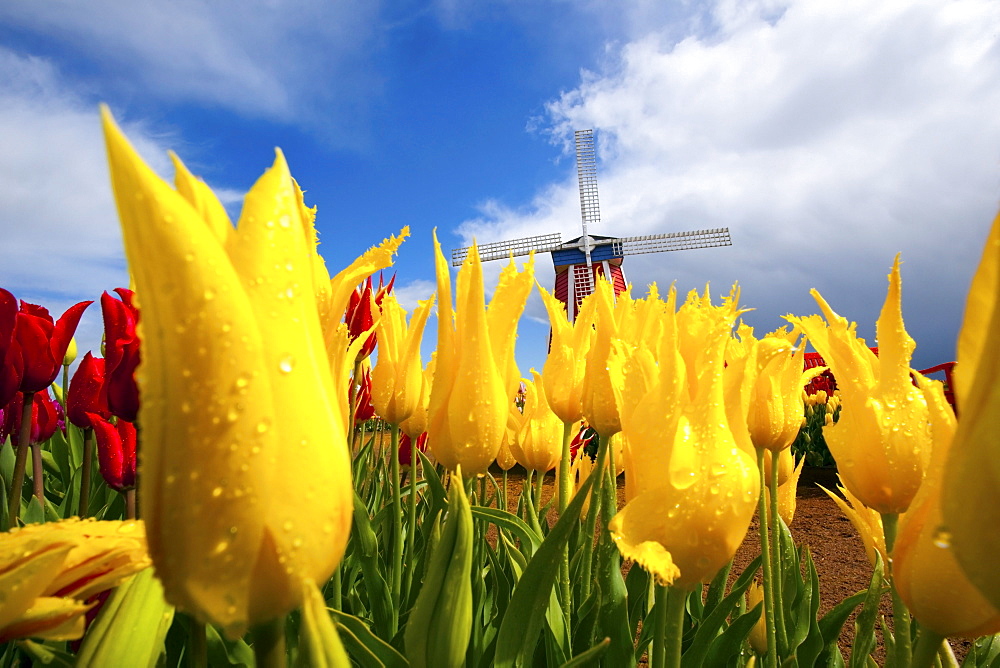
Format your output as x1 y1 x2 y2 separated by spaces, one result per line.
279 356 295 374
933 528 952 549
256 419 270 434
204 288 216 301
212 486 224 498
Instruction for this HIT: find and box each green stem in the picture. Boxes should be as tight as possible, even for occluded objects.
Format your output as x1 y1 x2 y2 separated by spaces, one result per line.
911 628 945 668
755 448 779 668
580 434 610 601
252 617 287 668
389 424 403 635
31 441 44 506
501 469 508 511
60 364 69 411
938 638 959 667
769 453 789 655
7 391 35 526
330 565 342 611
534 469 545 515
124 488 137 519
661 586 687 668
881 512 912 668
188 617 208 668
79 428 94 517
403 433 418 604
558 421 575 638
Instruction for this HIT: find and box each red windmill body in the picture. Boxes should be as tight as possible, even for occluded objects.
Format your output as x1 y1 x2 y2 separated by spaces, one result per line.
452 129 732 321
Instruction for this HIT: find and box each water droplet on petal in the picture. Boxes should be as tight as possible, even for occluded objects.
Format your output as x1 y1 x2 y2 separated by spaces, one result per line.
279 356 295 374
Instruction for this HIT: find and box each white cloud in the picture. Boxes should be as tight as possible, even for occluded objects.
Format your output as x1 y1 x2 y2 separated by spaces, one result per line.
460 0 1000 368
0 0 383 143
0 48 245 356
392 279 437 311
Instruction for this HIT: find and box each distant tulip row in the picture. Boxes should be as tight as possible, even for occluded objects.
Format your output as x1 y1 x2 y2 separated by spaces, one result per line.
1 106 997 667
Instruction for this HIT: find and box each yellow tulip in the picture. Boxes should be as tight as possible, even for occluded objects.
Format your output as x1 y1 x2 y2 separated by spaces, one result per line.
746 580 768 655
0 519 149 643
511 372 563 473
820 480 887 568
746 329 821 453
427 234 531 474
371 293 434 425
569 455 597 517
612 285 759 589
764 452 804 526
893 374 1000 637
495 394 526 471
942 209 1000 610
539 284 596 424
580 278 628 437
488 253 536 397
400 356 435 440
103 108 356 637
789 256 932 515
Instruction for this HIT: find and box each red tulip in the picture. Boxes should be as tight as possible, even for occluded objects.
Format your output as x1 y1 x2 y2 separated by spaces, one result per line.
569 422 595 462
345 274 394 361
2 388 62 446
353 367 376 423
67 352 110 430
0 288 23 407
398 431 428 469
12 299 91 393
88 415 137 491
101 289 140 422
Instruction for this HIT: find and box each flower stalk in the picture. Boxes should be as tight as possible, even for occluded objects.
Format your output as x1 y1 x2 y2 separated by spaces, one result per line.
7 390 35 525
756 447 779 668
882 512 912 667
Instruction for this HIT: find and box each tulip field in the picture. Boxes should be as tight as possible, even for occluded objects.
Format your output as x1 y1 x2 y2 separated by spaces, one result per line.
2 107 1000 668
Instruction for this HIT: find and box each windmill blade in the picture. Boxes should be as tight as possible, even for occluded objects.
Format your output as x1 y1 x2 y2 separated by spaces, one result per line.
451 232 562 266
612 228 732 256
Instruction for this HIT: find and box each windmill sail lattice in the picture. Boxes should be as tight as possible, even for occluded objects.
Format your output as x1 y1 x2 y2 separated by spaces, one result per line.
451 129 733 321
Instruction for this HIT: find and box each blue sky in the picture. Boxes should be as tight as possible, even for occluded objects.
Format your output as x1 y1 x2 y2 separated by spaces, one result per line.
2 0 999 378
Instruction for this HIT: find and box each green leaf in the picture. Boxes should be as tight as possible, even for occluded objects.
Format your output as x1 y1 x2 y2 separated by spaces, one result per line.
560 638 610 667
596 532 635 668
75 568 175 668
205 622 254 667
16 640 76 667
848 554 884 668
793 549 825 667
702 601 762 667
351 490 394 638
494 471 595 668
293 584 352 668
471 506 542 557
681 554 763 668
330 610 407 668
962 633 1000 667
22 494 45 525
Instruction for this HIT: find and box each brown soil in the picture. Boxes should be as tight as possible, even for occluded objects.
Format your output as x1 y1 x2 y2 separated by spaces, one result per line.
492 464 971 664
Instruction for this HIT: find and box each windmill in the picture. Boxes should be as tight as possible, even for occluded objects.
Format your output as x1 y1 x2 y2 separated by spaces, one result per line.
452 129 732 320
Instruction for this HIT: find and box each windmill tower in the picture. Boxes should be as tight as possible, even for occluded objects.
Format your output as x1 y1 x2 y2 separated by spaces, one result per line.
452 129 732 320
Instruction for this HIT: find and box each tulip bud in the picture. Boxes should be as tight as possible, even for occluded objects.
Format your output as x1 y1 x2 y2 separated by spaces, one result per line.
63 336 78 366
747 580 767 655
405 468 474 667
